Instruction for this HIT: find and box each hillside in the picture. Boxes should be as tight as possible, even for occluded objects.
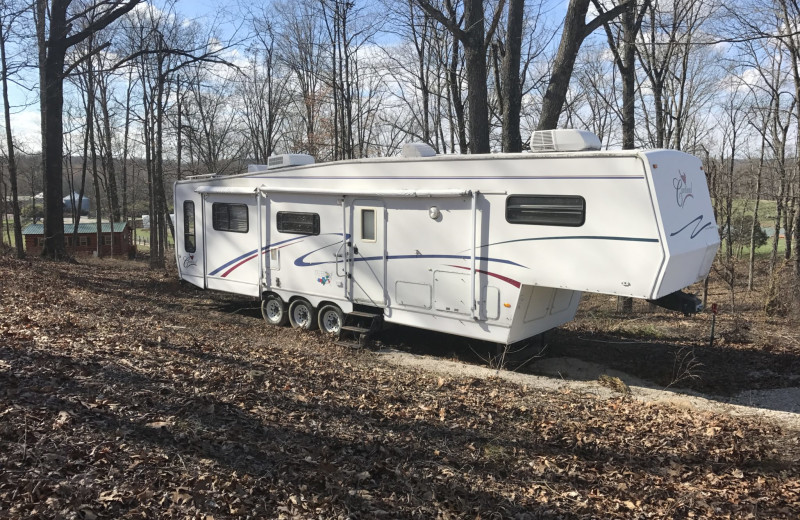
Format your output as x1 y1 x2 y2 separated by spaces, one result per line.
0 255 798 518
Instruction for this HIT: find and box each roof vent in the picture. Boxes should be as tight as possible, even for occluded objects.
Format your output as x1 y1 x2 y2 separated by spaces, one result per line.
401 142 437 158
262 154 315 170
529 129 601 152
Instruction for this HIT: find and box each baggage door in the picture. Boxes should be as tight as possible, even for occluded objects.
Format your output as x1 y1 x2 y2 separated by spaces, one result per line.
349 199 387 306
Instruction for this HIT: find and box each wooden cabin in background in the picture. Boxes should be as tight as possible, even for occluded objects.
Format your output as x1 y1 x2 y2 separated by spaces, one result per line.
22 222 133 257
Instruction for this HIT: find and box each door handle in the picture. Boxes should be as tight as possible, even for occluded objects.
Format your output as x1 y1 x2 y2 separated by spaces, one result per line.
353 246 359 255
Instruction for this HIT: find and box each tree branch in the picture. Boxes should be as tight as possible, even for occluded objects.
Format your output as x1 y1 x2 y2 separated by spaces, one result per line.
484 0 507 51
583 0 630 39
63 0 141 49
415 0 467 42
63 40 110 76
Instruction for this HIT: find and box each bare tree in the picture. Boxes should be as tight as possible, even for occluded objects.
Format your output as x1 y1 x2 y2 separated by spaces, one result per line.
536 0 628 130
415 0 505 153
0 0 26 258
34 0 141 259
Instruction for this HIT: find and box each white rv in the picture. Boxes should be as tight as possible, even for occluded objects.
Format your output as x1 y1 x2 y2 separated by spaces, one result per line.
174 130 720 345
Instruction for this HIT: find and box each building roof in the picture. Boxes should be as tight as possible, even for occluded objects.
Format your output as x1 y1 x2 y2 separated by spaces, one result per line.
22 222 128 235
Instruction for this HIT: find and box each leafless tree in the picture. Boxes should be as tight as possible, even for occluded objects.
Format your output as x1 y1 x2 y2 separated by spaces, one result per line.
34 0 140 259
415 0 505 153
0 0 27 258
536 0 628 131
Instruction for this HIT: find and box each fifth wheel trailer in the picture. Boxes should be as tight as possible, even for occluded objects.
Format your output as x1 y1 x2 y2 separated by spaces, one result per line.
173 130 720 345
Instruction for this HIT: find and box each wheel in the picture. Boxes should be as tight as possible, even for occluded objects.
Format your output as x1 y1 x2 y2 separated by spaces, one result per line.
261 294 288 326
288 299 317 330
317 304 344 335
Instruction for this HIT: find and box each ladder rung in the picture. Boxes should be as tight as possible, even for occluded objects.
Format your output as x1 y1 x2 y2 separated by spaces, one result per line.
348 311 382 318
341 325 370 333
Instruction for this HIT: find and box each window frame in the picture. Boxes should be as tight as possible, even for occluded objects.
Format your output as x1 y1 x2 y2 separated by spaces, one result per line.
360 208 377 242
212 202 250 234
505 194 586 227
276 211 320 236
183 200 196 252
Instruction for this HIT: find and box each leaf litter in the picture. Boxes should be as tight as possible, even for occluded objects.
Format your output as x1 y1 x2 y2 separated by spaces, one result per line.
0 255 798 518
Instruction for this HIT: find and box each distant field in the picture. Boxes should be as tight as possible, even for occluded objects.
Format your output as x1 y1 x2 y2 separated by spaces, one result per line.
132 228 174 247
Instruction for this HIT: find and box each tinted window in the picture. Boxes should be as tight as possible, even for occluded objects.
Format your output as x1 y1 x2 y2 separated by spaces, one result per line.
277 212 320 235
506 195 585 227
213 203 249 233
184 201 196 252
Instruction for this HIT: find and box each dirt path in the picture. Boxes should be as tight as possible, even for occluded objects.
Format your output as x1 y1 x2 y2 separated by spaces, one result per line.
378 350 800 431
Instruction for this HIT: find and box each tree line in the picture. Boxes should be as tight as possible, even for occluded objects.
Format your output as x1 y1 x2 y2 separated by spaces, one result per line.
1 0 799 312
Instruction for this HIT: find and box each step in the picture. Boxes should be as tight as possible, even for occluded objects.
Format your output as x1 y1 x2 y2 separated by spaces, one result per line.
348 310 382 319
341 325 371 334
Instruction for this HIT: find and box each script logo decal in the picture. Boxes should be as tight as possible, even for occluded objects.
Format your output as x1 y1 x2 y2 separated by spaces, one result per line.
673 170 694 208
670 215 711 239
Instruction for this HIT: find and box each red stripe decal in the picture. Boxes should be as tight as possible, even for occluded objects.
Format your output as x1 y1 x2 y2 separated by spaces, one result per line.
222 254 258 277
446 265 521 288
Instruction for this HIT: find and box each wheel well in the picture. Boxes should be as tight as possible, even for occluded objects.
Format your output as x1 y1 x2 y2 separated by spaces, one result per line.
316 300 340 311
261 291 280 301
288 295 311 306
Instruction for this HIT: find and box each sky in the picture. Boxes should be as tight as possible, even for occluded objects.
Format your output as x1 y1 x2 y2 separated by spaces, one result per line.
1 0 570 153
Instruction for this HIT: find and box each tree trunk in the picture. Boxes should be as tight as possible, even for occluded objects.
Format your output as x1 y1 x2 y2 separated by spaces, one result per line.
0 22 24 258
538 0 627 131
98 81 120 222
39 0 68 259
538 0 592 130
501 0 524 152
448 32 467 153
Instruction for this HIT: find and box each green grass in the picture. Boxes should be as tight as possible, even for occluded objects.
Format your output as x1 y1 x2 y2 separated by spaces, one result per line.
719 199 788 259
132 228 174 247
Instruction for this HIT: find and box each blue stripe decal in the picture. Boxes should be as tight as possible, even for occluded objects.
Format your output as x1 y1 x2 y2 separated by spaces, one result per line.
210 234 656 276
486 236 659 248
254 175 644 181
294 252 527 268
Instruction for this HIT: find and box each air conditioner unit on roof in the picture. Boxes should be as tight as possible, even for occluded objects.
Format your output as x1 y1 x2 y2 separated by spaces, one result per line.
529 129 601 152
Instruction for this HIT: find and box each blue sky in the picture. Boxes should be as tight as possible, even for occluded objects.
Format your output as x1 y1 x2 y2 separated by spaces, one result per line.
3 0 570 152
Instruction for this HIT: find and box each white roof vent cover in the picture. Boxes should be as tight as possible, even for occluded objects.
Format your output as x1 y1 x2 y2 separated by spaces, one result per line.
529 129 601 152
263 154 315 170
401 142 437 158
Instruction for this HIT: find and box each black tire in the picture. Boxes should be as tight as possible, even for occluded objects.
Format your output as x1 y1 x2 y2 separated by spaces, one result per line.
288 299 317 330
317 304 344 335
261 294 288 327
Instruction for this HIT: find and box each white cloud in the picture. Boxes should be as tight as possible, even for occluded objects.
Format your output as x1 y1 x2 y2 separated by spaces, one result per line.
4 109 41 153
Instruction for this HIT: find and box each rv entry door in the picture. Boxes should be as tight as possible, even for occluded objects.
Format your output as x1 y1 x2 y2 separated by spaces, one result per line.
349 199 387 306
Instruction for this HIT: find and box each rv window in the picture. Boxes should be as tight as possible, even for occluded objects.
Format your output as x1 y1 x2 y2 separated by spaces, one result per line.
361 209 376 241
183 201 196 252
213 203 250 233
506 195 585 227
276 212 320 235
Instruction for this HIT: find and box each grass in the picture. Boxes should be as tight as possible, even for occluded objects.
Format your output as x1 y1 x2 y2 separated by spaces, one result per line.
132 228 174 247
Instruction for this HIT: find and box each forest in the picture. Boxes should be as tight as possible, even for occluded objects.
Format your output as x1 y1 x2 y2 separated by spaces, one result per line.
0 0 797 310
1 1 800 517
